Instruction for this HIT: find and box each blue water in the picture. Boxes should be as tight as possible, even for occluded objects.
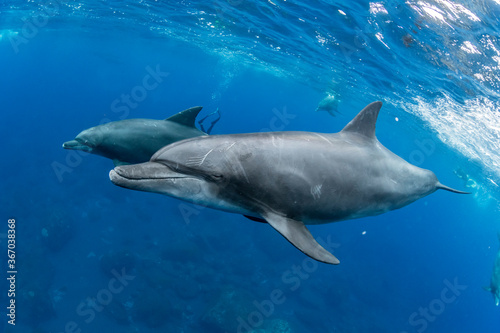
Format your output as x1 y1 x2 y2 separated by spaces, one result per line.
1 0 500 332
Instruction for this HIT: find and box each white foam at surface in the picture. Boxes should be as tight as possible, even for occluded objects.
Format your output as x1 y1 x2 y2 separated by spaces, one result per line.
398 95 500 184
369 2 388 15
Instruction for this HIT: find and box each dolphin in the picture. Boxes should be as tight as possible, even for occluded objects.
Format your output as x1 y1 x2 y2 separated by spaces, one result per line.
484 233 500 306
109 101 467 264
316 94 340 116
63 107 209 166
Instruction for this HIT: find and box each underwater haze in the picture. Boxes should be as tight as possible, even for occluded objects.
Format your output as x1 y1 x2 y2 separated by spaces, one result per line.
1 0 500 332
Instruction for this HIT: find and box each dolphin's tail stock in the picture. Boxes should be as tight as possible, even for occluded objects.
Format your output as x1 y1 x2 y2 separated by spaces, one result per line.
436 182 470 194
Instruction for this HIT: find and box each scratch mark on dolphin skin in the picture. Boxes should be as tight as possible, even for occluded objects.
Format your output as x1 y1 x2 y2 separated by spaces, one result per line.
224 142 236 151
313 133 333 145
230 153 250 183
311 184 323 200
271 135 284 148
186 148 214 167
239 163 250 183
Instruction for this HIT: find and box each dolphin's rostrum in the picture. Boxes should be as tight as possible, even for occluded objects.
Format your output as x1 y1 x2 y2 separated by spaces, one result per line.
110 101 467 264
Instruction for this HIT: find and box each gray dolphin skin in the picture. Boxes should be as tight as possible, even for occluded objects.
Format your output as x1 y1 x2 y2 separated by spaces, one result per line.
484 234 500 306
63 107 207 166
109 101 467 264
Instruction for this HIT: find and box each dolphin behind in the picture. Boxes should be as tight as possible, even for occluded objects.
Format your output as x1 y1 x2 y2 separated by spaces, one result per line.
63 106 208 166
316 94 339 116
109 101 468 264
484 233 500 306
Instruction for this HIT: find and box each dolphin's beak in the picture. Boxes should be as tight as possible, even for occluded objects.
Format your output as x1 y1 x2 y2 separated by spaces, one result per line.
111 162 173 181
62 139 92 152
109 162 190 192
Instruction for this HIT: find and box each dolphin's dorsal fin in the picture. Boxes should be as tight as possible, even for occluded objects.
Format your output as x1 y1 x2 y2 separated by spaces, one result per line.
166 106 203 127
261 211 340 265
341 101 382 139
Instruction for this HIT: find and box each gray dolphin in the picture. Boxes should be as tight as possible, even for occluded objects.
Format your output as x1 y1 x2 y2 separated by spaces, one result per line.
109 101 467 264
63 107 207 166
316 94 340 116
484 234 500 306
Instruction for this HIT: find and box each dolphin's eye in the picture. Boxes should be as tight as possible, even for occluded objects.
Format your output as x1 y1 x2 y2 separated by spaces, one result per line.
76 137 95 148
211 174 224 181
85 139 96 148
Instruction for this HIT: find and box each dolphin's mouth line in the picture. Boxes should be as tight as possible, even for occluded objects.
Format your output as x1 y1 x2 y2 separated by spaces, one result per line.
120 175 188 181
110 160 210 193
112 169 190 181
62 138 93 152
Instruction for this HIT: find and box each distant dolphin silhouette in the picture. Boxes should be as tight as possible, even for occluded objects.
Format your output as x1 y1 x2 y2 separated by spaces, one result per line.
316 94 339 116
63 107 209 166
484 234 500 306
109 101 468 264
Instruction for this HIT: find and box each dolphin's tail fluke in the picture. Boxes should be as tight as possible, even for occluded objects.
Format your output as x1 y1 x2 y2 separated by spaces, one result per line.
436 182 470 194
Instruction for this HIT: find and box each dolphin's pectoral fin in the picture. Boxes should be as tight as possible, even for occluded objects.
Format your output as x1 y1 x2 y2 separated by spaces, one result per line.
483 286 492 292
165 106 203 128
262 211 340 265
113 159 130 167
